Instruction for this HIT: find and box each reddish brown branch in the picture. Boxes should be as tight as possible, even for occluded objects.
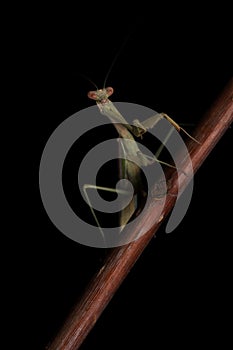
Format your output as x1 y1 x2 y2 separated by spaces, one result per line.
46 78 233 350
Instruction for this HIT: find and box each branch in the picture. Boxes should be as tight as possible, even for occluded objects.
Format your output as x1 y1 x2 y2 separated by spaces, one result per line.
46 78 233 350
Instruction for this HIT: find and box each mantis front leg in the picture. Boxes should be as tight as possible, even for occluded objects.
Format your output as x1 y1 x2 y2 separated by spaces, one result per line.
132 112 200 144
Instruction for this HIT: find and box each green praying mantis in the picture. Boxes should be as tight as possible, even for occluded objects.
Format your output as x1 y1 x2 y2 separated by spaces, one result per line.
83 86 200 242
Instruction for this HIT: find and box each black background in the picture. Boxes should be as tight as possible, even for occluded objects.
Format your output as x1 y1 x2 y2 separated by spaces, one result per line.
15 4 232 349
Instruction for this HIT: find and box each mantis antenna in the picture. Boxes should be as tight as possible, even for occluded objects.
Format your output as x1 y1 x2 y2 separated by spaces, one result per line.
103 32 132 88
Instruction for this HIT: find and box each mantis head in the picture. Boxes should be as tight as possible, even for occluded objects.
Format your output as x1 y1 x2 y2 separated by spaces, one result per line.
88 87 114 104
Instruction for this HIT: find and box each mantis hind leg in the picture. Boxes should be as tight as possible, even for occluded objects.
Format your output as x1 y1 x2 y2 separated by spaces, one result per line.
83 184 133 245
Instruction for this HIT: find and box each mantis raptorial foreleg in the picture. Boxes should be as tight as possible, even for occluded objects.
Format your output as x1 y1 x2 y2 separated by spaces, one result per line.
132 113 200 144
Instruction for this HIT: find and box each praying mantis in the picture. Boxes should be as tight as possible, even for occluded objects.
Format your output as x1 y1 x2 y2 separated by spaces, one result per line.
83 86 199 243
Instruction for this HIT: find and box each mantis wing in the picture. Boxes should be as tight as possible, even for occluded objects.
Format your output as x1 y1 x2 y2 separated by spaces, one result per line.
118 138 147 231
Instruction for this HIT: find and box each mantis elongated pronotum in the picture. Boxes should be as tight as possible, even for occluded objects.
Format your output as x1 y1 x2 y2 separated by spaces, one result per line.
83 86 199 243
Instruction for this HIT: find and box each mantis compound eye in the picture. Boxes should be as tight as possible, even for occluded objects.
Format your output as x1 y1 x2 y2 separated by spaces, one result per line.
105 87 114 97
87 91 98 100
